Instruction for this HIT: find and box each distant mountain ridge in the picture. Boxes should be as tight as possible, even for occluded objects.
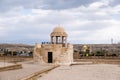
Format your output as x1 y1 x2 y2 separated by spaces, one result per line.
0 43 34 52
0 43 33 48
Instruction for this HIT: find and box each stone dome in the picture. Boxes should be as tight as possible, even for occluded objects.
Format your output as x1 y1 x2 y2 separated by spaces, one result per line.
51 26 67 36
53 26 65 33
83 45 88 49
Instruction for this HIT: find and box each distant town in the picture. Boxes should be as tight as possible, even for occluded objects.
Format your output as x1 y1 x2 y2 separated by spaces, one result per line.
0 43 120 58
73 43 120 59
0 44 33 57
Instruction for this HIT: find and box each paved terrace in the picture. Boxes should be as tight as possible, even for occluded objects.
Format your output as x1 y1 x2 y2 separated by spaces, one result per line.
0 62 14 67
38 64 120 80
0 61 52 80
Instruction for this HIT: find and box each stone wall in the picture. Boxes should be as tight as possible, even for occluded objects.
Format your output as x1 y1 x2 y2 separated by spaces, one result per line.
34 43 73 65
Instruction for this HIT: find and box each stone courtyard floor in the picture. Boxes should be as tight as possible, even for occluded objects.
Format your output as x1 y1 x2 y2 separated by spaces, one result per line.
38 64 120 80
0 61 52 80
0 62 14 67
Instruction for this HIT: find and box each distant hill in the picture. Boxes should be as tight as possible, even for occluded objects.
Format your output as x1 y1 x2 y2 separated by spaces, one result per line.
0 43 33 48
0 44 34 51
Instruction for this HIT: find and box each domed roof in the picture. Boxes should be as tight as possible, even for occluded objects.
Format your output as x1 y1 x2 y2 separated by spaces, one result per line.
51 26 68 36
83 45 88 49
53 26 65 33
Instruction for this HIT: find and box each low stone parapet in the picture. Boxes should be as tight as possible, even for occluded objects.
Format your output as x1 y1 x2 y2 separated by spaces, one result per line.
0 64 22 72
74 59 120 64
71 62 93 65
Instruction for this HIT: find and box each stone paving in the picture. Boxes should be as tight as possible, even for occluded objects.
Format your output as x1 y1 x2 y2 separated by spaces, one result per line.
0 62 14 67
38 64 120 80
0 61 51 80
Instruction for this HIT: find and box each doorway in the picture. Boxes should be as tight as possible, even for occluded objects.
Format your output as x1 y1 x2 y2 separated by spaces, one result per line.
48 52 53 63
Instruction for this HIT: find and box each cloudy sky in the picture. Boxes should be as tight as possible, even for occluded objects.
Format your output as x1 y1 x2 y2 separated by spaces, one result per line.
0 0 120 44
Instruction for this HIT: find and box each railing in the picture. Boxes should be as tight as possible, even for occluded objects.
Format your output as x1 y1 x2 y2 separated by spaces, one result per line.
41 42 51 44
41 42 67 45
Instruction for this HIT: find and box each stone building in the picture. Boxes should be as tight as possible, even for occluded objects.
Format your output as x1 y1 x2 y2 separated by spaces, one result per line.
73 44 120 59
33 26 73 65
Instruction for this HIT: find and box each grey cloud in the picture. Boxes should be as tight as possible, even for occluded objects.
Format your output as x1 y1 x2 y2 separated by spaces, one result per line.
0 0 99 13
41 0 99 10
0 17 54 41
109 0 120 6
79 21 110 31
0 0 42 12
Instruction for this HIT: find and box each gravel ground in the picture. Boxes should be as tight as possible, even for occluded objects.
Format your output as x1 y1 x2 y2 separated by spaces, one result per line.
0 61 52 80
38 64 120 80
